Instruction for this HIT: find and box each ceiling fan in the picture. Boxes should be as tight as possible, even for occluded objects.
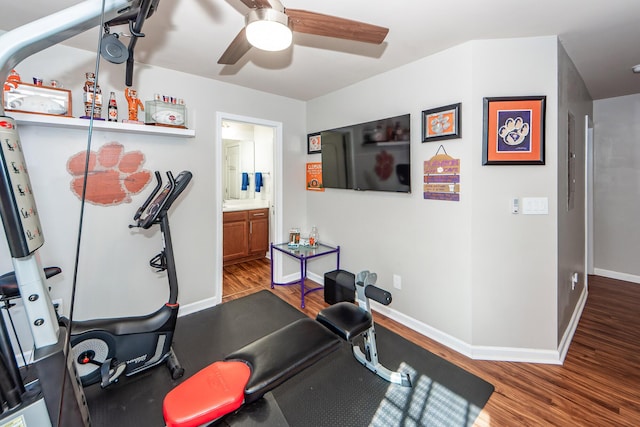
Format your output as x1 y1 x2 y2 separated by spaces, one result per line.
218 0 389 65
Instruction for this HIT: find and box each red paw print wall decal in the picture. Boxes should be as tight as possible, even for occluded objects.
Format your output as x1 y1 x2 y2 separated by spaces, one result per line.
67 142 152 206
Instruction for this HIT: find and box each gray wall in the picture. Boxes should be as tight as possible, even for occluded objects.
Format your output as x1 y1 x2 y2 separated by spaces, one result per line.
556 42 592 344
593 93 640 282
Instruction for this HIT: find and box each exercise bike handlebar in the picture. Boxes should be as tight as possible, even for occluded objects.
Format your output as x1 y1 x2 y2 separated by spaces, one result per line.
130 171 182 230
133 171 162 221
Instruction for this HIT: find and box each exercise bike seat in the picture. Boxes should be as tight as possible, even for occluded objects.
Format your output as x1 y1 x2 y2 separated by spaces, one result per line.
0 266 62 300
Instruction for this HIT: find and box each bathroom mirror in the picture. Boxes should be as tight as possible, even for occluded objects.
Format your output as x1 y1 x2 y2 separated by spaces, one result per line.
221 120 274 212
223 138 255 200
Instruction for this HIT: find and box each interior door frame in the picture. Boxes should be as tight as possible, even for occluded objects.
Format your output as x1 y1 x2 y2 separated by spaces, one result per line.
584 115 594 284
214 112 283 304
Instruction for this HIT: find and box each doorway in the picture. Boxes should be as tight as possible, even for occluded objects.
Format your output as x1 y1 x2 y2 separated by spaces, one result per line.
215 112 283 303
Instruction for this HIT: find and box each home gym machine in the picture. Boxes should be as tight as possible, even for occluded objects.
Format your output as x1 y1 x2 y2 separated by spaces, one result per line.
0 117 73 427
69 170 190 388
0 1 164 425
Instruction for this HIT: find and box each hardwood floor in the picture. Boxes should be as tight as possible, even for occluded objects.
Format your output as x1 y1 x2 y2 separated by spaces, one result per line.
223 260 640 426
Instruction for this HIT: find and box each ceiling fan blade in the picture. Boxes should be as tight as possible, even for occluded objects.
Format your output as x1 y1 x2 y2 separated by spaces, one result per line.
286 9 389 44
218 28 252 65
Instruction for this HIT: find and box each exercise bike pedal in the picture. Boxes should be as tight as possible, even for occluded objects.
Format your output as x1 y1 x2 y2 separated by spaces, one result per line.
101 359 127 388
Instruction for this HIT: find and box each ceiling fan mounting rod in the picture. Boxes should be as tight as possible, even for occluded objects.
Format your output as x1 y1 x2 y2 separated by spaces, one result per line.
246 8 289 28
258 0 285 13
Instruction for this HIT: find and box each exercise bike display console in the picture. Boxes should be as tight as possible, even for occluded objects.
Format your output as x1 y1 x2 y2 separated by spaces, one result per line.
69 170 191 388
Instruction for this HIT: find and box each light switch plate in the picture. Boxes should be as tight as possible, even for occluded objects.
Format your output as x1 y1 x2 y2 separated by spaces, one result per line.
522 197 548 215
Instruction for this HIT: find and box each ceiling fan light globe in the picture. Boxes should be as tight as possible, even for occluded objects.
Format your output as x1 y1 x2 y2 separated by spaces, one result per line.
246 9 292 52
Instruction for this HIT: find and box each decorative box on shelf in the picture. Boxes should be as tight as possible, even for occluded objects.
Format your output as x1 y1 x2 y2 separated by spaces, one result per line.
3 82 72 117
144 100 187 128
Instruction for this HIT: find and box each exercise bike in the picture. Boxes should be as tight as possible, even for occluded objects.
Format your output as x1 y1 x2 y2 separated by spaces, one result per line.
68 170 191 388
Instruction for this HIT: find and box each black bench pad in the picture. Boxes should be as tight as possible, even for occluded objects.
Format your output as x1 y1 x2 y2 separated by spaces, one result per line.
225 317 341 404
316 302 373 341
0 266 61 300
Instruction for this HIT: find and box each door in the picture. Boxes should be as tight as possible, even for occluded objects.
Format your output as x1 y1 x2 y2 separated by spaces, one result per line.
225 144 241 200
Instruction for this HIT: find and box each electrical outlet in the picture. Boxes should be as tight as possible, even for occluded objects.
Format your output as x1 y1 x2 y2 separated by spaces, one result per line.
393 274 402 290
571 273 578 291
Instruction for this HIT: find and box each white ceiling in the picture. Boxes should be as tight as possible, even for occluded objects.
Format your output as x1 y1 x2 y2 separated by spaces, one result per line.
2 0 640 101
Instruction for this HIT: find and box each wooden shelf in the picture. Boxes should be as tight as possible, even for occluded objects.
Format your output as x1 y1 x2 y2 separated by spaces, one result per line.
6 111 195 138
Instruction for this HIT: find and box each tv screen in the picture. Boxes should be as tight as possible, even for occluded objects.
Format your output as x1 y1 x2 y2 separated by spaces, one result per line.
321 114 410 193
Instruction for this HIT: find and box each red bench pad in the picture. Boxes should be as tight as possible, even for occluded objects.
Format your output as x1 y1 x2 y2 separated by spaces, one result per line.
163 361 250 427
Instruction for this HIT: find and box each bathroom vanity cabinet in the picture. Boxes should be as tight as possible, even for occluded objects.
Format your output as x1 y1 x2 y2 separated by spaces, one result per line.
223 208 269 265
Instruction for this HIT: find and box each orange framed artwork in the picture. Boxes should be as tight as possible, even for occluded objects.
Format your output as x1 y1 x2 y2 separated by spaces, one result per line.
482 96 546 165
422 103 461 142
306 162 324 191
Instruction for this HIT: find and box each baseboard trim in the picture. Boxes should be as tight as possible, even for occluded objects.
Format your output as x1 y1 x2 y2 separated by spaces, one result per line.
557 285 588 363
178 273 589 365
372 288 588 365
178 296 218 317
371 301 474 359
179 271 323 319
593 268 640 284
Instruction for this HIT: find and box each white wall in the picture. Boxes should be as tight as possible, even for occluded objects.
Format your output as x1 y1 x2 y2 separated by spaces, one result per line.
593 93 640 282
307 36 564 356
0 43 306 321
1 34 597 361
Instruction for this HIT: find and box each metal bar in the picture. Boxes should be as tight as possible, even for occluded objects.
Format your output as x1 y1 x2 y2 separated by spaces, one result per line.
0 0 134 114
270 243 274 289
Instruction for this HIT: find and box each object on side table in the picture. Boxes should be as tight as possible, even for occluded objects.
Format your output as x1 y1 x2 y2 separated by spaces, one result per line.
309 226 319 247
288 228 300 247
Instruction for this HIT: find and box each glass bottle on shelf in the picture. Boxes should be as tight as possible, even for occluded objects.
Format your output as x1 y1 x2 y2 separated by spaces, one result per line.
83 72 102 119
309 226 319 247
108 92 118 122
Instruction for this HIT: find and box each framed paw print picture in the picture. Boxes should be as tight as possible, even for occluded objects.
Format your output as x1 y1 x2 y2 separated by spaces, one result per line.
482 96 546 165
422 103 461 142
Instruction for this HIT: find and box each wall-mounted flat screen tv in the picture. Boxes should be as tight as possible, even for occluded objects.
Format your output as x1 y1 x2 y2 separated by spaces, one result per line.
321 114 410 193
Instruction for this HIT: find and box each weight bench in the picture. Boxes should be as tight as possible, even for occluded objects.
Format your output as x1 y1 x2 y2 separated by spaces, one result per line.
316 270 412 387
163 270 410 427
163 317 341 427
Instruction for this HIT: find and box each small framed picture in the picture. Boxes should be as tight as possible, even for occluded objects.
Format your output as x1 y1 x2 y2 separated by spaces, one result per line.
482 96 546 165
422 103 461 142
307 132 321 154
